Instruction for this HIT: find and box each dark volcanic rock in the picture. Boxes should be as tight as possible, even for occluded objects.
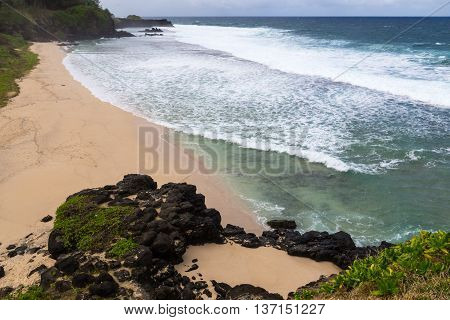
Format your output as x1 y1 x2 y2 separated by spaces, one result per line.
153 286 181 300
89 272 119 298
6 244 16 251
55 255 79 275
68 188 111 205
40 267 63 289
117 174 157 196
124 246 153 268
72 273 95 288
226 284 283 300
212 281 232 299
185 264 199 272
48 230 68 258
0 287 13 298
55 280 72 293
33 173 393 300
267 220 297 230
0 266 5 278
113 270 131 283
28 265 48 278
41 215 53 223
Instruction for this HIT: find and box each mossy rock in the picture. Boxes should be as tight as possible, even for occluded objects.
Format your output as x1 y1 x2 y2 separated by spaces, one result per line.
54 195 135 252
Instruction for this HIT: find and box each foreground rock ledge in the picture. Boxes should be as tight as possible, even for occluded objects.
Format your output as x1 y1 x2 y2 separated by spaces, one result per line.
1 174 391 300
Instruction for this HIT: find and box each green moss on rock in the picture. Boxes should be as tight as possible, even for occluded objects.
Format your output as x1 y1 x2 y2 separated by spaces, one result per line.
54 195 135 251
109 238 138 258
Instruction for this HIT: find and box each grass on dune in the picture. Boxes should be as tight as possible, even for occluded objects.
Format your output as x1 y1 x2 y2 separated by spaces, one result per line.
0 33 38 108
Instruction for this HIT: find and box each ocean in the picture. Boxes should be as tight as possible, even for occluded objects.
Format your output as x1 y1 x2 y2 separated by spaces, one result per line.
63 17 450 245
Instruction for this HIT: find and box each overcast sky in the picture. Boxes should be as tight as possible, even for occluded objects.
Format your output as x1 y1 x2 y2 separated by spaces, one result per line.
100 0 450 17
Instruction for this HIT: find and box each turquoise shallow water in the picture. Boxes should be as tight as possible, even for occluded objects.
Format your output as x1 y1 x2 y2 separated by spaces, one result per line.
64 17 450 245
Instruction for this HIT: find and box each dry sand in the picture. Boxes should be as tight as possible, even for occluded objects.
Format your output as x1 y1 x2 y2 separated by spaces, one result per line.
177 243 340 298
0 42 260 248
0 43 339 292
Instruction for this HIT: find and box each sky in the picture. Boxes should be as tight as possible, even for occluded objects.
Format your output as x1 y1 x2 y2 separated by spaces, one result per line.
100 0 450 17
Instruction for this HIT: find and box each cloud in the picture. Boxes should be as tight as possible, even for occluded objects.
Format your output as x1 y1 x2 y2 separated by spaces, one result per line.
100 0 450 17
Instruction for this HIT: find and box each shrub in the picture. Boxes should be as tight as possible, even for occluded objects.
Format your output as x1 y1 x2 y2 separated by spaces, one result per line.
295 231 449 299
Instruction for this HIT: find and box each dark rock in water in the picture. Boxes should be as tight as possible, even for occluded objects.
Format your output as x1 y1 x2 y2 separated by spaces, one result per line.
48 230 68 259
115 30 135 38
117 174 157 196
267 220 297 230
40 267 63 289
28 265 48 278
226 284 283 300
41 215 53 223
115 18 174 29
55 255 79 275
113 270 131 283
55 280 72 293
6 244 16 251
185 264 199 272
72 273 95 288
0 266 5 278
124 246 153 268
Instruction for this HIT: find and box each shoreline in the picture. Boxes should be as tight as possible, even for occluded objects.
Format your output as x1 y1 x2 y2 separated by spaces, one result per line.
0 42 344 295
0 42 261 247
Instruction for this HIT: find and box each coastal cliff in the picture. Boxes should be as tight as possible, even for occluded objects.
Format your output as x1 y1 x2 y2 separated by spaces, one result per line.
0 0 131 41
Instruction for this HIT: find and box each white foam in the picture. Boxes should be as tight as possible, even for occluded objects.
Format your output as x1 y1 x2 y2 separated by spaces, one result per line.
174 24 450 108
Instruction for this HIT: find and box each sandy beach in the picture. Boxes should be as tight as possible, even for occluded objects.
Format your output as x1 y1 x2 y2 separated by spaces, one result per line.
0 43 339 293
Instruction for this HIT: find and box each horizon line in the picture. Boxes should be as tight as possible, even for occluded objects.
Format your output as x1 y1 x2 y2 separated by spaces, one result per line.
137 15 450 18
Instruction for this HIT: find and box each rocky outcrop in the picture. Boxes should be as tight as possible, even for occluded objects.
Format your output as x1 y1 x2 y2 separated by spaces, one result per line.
224 225 392 269
266 220 297 229
0 174 393 300
0 1 135 41
115 18 174 29
32 175 225 300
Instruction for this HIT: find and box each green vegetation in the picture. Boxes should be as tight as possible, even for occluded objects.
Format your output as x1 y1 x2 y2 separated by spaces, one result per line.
295 231 449 300
54 195 135 251
0 0 114 41
5 286 48 300
0 33 38 107
126 14 141 20
109 238 138 258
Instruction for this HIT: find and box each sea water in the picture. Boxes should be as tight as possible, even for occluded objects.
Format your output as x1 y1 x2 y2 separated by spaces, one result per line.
64 17 450 245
